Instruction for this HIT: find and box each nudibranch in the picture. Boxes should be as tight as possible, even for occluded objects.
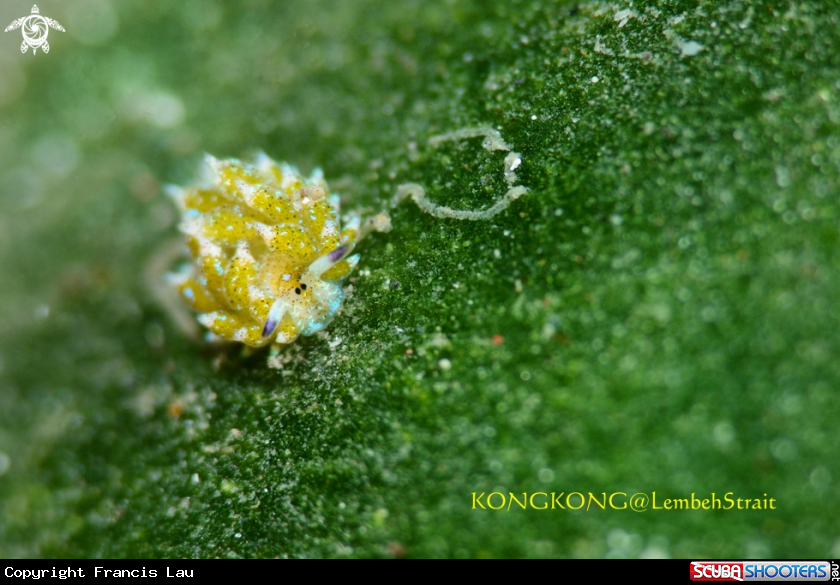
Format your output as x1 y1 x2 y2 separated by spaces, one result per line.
167 153 361 351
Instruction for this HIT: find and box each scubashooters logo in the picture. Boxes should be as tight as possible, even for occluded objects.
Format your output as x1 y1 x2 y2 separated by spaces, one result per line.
690 561 832 581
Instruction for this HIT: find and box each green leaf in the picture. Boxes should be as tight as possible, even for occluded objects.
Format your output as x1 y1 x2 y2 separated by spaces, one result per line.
1 0 838 558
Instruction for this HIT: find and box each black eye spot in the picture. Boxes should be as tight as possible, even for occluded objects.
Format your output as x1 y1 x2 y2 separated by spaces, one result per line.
295 287 301 295
301 283 308 290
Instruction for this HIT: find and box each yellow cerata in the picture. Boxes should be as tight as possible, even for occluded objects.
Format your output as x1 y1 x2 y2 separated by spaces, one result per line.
167 153 360 351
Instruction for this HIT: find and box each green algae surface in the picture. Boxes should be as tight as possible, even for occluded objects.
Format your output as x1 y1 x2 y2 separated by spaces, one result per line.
0 0 839 558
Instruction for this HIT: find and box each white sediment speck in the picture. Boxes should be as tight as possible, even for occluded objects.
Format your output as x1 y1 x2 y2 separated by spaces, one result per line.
679 40 704 57
614 9 637 28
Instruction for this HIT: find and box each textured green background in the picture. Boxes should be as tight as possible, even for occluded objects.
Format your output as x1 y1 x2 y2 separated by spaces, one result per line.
0 0 838 558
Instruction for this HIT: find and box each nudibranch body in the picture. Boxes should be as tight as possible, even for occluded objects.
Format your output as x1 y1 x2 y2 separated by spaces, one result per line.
167 153 360 351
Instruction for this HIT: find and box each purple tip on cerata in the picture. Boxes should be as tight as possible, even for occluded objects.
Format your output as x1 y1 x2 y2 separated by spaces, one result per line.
262 316 278 338
328 245 350 264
